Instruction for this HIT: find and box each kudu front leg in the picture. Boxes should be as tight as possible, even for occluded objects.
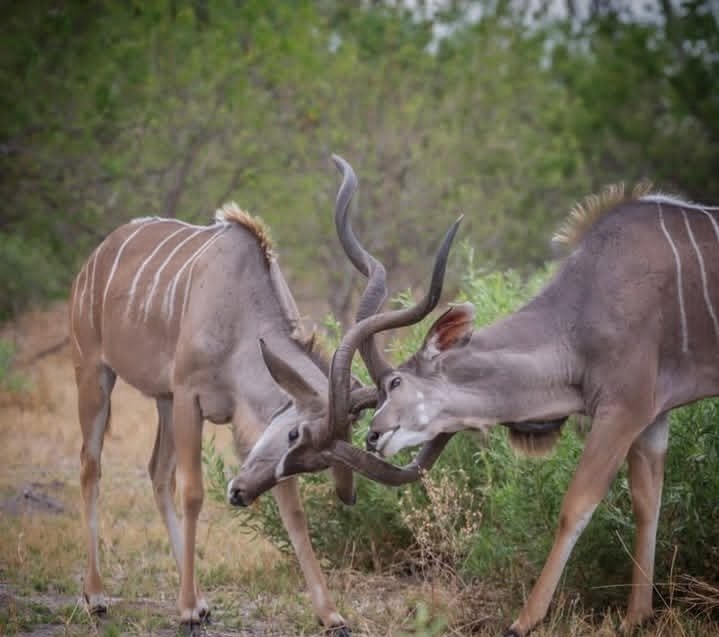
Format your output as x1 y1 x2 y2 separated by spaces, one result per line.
272 478 350 636
148 399 185 579
620 413 669 633
172 393 209 626
507 407 643 637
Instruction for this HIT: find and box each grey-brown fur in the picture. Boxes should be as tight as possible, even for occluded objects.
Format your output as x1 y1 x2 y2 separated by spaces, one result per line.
359 194 719 636
69 208 352 632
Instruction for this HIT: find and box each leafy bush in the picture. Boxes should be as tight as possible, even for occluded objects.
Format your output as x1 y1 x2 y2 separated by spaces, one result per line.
204 261 719 604
0 232 66 321
0 339 28 393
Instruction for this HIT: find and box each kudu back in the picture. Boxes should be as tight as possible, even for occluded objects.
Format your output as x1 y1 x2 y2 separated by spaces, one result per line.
332 186 719 636
69 203 352 633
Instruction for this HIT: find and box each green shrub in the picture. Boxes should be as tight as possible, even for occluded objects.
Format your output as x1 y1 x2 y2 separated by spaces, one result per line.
0 232 66 321
0 339 28 393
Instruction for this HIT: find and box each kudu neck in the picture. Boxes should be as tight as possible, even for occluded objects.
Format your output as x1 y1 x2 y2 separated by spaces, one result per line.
471 292 571 355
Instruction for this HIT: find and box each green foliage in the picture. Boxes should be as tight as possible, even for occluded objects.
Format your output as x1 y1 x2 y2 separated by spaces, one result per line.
0 233 65 321
3 2 716 320
0 339 28 393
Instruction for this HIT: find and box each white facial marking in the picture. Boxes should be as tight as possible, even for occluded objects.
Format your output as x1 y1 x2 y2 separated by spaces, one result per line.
141 227 210 321
102 218 163 329
415 391 429 424
226 477 236 501
373 396 390 418
166 226 227 322
379 428 431 457
125 226 189 321
682 209 719 342
657 203 688 353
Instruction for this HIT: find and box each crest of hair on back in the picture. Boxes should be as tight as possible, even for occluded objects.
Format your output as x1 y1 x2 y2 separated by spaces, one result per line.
215 202 274 261
553 179 654 248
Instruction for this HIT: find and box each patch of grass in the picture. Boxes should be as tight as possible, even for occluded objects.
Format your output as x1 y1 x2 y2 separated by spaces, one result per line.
0 598 57 634
0 339 29 394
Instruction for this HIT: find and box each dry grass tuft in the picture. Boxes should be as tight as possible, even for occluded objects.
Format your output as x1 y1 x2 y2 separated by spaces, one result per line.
399 468 482 584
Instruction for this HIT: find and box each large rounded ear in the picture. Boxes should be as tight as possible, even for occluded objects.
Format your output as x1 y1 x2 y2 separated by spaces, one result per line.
259 339 319 403
420 302 475 361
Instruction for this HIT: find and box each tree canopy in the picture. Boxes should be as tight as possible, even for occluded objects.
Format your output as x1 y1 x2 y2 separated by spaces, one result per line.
2 0 717 321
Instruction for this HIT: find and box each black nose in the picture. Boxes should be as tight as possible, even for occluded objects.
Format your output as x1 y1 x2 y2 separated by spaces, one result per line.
366 430 380 452
228 487 247 507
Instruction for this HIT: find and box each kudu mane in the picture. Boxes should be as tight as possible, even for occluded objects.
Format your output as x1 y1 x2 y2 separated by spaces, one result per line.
553 180 654 248
214 202 275 261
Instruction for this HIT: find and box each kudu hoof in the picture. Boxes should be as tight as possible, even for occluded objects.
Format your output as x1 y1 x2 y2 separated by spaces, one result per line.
179 620 204 637
327 625 351 637
83 592 108 616
503 630 524 637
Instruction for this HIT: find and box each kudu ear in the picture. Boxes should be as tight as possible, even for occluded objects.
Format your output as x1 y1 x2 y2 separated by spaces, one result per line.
259 339 319 403
420 302 475 360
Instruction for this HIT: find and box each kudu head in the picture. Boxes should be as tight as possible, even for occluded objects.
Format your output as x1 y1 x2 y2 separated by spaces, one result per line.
228 155 462 505
364 301 478 456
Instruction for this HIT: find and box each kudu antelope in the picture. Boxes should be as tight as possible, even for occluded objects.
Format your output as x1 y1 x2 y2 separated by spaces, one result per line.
326 185 719 635
68 201 373 633
228 155 461 504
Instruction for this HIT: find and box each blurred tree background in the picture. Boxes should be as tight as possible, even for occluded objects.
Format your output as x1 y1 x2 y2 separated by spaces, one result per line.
1 0 718 322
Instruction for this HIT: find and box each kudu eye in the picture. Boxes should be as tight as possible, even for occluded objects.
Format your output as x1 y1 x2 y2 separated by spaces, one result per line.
288 427 300 443
389 376 402 391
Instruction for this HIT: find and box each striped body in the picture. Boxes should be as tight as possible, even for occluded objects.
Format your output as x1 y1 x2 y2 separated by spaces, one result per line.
69 207 349 631
338 189 719 637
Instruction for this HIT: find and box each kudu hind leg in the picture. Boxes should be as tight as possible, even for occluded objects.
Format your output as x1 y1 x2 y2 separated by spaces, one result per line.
272 478 348 633
508 405 644 636
78 363 116 614
148 397 209 620
621 413 669 632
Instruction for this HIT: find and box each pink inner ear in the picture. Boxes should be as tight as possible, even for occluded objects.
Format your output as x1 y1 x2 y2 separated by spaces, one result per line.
426 304 475 352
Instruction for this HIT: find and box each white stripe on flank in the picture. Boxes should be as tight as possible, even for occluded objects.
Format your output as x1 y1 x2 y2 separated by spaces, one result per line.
162 227 224 320
131 215 226 229
177 227 228 323
69 276 84 358
682 209 719 342
76 258 90 320
700 207 719 245
125 226 189 321
141 227 211 321
658 203 688 353
87 241 107 330
102 219 163 327
642 194 719 211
